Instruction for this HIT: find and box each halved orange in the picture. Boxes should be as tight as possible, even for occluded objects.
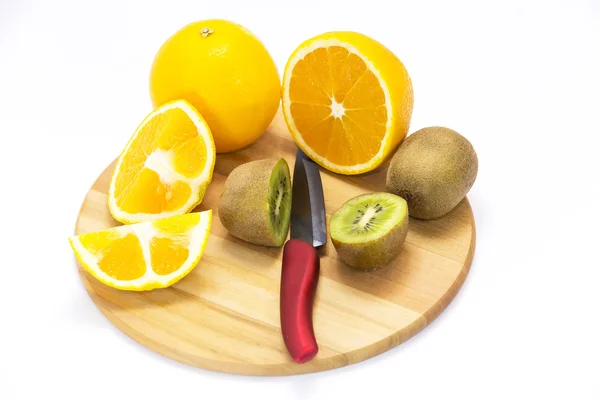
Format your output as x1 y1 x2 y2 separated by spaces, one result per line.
108 99 216 224
69 211 212 291
282 32 414 175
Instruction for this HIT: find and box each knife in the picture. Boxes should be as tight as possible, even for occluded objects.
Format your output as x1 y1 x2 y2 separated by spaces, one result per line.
280 148 327 364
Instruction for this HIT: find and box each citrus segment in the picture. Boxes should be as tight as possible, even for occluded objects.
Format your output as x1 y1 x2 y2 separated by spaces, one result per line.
149 212 200 276
69 211 212 291
150 238 190 276
108 100 215 224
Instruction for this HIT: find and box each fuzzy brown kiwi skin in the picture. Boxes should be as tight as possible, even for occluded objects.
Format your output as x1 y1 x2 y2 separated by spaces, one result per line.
386 126 478 220
332 209 409 271
218 158 289 247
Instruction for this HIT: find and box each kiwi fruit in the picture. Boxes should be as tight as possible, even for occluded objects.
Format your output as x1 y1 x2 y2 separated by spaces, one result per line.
219 158 292 247
386 126 478 220
330 192 409 271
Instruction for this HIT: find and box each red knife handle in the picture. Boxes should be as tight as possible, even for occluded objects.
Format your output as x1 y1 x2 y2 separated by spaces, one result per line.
280 239 320 363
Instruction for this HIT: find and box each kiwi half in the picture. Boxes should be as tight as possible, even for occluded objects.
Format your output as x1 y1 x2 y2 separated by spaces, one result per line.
219 158 291 247
330 192 409 271
268 159 292 245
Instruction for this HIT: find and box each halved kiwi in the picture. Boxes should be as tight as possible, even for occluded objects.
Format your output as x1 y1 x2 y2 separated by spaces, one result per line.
268 159 292 245
219 158 291 247
330 192 409 270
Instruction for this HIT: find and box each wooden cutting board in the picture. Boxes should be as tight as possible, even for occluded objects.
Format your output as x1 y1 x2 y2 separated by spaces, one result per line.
73 109 476 376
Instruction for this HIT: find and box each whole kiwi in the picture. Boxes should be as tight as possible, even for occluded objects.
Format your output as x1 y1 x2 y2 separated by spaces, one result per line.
219 158 291 246
386 126 478 220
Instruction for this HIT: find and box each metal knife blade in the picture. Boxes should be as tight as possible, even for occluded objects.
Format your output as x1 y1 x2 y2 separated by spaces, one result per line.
290 149 327 248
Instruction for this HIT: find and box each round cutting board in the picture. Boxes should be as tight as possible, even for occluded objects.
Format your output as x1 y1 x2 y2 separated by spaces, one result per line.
73 110 476 376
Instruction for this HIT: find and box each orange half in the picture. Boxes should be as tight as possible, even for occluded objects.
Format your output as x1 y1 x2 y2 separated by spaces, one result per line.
282 32 413 175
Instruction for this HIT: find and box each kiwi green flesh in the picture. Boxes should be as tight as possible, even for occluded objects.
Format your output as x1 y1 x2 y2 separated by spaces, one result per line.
330 193 408 244
267 159 292 246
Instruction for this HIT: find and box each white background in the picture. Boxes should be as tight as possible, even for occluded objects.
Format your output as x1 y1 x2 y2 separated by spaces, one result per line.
1 0 599 398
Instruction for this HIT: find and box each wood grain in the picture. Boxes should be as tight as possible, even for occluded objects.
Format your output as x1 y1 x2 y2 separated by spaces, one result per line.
73 109 476 376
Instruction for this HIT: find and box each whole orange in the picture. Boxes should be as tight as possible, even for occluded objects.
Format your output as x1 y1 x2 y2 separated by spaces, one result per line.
150 20 281 153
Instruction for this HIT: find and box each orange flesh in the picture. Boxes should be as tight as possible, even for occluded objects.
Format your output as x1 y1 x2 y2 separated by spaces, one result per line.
150 213 199 275
79 231 146 281
114 108 207 213
150 238 190 275
289 46 387 166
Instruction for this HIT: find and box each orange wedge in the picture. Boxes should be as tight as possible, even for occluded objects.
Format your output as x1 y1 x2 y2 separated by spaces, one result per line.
69 211 212 291
282 32 414 175
108 100 216 224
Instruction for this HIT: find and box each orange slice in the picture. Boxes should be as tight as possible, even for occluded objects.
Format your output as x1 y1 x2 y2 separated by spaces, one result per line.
108 100 216 224
282 32 414 175
69 211 212 291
